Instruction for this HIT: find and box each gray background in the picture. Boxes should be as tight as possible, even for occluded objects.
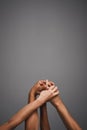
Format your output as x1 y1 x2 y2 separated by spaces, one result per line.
0 0 87 130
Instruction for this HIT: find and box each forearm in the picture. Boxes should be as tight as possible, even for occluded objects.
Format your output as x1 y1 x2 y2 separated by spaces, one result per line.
52 96 82 130
40 103 50 130
25 89 39 130
0 84 58 130
6 98 44 130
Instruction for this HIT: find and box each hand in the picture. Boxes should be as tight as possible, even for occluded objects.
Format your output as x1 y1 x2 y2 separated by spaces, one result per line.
51 93 60 105
30 80 48 96
45 80 60 105
45 80 55 87
38 85 59 102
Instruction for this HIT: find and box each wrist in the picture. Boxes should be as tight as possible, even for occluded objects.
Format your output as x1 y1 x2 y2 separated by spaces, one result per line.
28 89 36 102
51 96 62 108
29 88 36 96
40 103 46 108
37 97 46 105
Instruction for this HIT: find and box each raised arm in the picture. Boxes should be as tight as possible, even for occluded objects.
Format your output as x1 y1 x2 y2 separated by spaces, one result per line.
50 84 82 130
40 103 50 130
25 80 47 130
0 83 58 130
25 90 39 130
40 80 51 130
0 97 43 130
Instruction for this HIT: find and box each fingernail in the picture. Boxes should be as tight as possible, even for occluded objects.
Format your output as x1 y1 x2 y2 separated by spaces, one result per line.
48 84 50 87
40 83 43 86
43 81 46 85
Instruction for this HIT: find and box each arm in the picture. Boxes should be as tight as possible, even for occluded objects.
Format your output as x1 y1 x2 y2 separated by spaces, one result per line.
0 84 58 130
40 103 50 130
51 92 82 130
25 90 39 130
25 80 47 130
0 98 45 130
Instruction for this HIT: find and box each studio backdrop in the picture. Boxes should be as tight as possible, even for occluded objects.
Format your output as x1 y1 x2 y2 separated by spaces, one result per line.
0 0 87 130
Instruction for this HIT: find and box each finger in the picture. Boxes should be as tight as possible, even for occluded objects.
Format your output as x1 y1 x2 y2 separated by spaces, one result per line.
39 80 44 84
39 83 43 86
49 81 55 86
45 79 50 88
47 80 55 88
46 79 49 85
39 80 48 90
53 91 59 96
47 82 53 87
46 80 53 88
52 86 58 92
49 85 55 90
43 81 46 85
39 80 45 86
53 86 60 94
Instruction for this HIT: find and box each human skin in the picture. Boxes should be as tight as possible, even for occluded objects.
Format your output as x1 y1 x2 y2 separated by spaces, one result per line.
25 80 82 130
44 80 82 130
50 85 82 130
0 84 58 130
25 80 45 130
25 89 39 130
39 80 58 130
40 103 50 130
25 80 51 130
